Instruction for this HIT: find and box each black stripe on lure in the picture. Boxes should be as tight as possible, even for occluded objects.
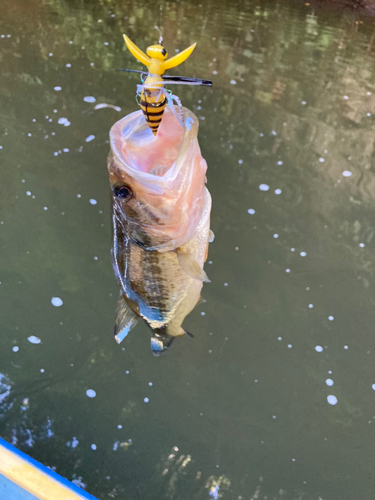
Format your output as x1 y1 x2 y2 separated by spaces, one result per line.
122 35 212 135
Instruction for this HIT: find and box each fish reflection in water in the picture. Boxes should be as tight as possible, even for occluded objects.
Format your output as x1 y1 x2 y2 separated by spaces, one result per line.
108 103 213 355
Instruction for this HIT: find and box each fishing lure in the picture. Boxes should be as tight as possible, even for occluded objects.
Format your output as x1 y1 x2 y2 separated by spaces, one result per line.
122 34 212 135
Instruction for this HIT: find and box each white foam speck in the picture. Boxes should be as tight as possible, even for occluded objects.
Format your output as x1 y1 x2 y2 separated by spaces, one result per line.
54 86 62 91
83 96 96 103
308 304 313 308
275 189 282 195
230 80 237 85
40 369 45 373
319 158 325 163
86 389 96 398
301 101 306 105
12 346 19 352
91 444 97 450
148 382 153 386
57 117 71 127
27 336 41 344
259 184 269 191
144 397 149 403
300 251 307 257
277 160 283 166
372 384 375 391
328 316 334 321
285 269 291 273
117 424 122 429
359 243 365 248
326 379 334 386
273 234 279 239
248 209 255 215
343 345 348 350
66 63 71 68
51 297 63 307
63 148 69 153
327 395 338 405
26 191 31 196
342 170 352 177
343 95 349 100
287 344 292 348
315 345 323 352
89 199 97 205
85 135 95 142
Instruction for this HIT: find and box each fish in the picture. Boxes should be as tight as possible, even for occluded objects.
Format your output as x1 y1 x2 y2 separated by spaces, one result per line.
108 102 212 355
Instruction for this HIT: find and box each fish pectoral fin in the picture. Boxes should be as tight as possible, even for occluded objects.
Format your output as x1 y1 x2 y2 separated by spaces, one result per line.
114 291 139 344
176 248 210 282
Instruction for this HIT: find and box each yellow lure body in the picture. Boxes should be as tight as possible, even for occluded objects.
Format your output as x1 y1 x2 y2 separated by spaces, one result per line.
123 35 196 135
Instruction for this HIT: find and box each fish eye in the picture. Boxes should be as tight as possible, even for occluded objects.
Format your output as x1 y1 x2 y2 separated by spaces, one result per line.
161 48 167 56
113 184 132 200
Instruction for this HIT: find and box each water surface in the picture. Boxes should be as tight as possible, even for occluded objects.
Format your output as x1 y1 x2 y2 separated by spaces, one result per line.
0 0 375 499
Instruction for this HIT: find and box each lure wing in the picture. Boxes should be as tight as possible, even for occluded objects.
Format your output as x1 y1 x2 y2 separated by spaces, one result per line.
162 43 196 71
123 35 151 67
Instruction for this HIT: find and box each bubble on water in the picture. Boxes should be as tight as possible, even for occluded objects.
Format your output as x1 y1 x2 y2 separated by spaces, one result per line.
301 101 306 105
144 397 149 403
285 269 291 273
327 395 338 405
315 345 323 352
12 346 19 352
51 297 63 307
372 384 375 391
343 345 348 350
86 389 96 398
66 63 71 68
259 184 270 191
57 117 71 126
300 251 307 257
43 207 48 211
54 86 62 91
275 189 282 195
27 336 41 344
308 304 313 308
117 424 122 429
248 209 256 215
26 191 31 196
319 158 325 163
89 199 97 205
238 159 243 164
328 316 334 321
326 379 334 386
148 382 153 386
359 243 365 248
77 194 81 198
343 95 349 100
201 312 205 316
277 160 283 166
40 369 45 373
91 444 97 450
291 248 295 252
83 96 96 103
230 80 237 85
287 344 292 348
273 234 279 239
85 135 95 142
342 170 352 177
63 148 69 153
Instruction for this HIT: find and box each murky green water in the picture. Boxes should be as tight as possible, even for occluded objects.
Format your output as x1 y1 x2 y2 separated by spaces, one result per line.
1 0 375 498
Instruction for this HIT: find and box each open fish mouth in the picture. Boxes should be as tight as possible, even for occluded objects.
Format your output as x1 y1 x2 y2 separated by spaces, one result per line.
150 334 175 356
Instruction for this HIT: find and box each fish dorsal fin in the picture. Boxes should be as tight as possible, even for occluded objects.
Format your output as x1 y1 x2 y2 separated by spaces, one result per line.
114 291 139 344
176 248 210 282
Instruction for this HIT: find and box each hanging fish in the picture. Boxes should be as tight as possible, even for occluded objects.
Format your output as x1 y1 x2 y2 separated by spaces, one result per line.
122 34 212 135
109 36 213 355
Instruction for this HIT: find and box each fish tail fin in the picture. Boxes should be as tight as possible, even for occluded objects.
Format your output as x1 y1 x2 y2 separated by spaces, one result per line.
150 334 174 356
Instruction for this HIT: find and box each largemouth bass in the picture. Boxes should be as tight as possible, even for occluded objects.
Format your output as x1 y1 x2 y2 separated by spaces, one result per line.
108 104 212 355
